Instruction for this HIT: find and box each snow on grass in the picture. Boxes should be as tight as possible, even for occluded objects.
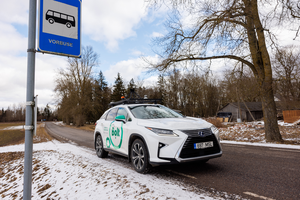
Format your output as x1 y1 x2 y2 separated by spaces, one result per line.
221 140 300 149
217 120 300 145
2 125 24 130
52 121 65 126
0 141 222 200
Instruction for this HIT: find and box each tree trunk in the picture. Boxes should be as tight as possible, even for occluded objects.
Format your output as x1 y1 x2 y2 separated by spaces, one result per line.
245 0 283 142
260 81 283 142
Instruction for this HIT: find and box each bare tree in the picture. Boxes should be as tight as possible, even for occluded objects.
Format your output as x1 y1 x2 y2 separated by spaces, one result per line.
155 69 220 117
55 46 99 126
220 68 260 104
145 0 300 142
273 45 300 109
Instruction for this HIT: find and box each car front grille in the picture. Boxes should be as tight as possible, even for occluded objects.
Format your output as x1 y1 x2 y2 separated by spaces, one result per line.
179 128 221 159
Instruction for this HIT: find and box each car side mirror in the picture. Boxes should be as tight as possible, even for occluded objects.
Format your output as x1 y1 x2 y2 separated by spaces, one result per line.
115 115 126 123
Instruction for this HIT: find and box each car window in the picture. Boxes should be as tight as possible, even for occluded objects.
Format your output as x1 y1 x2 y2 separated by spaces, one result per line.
106 108 118 121
116 107 128 120
100 111 108 119
129 105 183 119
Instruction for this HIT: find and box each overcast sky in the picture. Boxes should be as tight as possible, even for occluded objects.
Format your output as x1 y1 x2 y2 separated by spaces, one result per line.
0 0 298 110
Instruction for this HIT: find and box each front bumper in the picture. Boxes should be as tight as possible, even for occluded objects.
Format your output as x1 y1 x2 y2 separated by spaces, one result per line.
149 128 222 165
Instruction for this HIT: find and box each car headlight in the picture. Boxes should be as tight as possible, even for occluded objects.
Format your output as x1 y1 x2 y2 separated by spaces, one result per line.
211 125 220 141
146 127 178 137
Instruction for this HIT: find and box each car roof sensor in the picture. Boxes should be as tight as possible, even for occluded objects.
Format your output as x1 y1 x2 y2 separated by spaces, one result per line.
109 88 162 107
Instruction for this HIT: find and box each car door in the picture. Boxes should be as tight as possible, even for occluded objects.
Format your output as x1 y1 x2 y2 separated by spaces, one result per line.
114 107 130 155
102 107 118 150
103 107 129 156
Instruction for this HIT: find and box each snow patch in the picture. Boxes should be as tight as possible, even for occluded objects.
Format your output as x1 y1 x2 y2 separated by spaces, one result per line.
0 141 223 200
2 125 24 130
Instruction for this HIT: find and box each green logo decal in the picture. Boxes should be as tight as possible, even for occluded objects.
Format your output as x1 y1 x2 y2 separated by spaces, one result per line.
111 127 120 137
106 121 123 149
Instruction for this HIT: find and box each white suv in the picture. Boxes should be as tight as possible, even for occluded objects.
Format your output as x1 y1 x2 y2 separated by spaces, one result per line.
94 104 222 173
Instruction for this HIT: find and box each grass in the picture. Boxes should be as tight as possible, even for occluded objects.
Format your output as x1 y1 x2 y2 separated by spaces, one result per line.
0 130 25 147
65 124 95 131
0 123 53 147
0 122 25 129
218 122 300 145
205 117 300 144
33 123 53 143
205 118 226 128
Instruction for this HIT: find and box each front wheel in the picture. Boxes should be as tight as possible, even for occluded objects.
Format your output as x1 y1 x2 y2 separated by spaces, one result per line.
48 18 54 24
95 134 108 158
131 139 151 173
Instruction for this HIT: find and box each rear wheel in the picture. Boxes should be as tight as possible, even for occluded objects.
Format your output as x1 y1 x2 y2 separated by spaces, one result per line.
95 134 108 158
66 22 72 28
131 139 151 173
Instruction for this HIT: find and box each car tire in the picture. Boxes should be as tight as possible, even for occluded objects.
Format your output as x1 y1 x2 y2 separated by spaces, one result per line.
131 139 151 173
95 134 108 158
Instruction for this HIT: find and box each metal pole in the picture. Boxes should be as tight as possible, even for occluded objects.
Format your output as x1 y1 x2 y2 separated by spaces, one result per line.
24 0 37 199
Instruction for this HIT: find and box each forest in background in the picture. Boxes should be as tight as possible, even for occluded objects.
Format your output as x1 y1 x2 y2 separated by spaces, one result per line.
1 45 299 126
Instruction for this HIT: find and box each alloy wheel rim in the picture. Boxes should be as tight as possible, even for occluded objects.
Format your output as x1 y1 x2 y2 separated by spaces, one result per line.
132 143 144 170
96 136 102 154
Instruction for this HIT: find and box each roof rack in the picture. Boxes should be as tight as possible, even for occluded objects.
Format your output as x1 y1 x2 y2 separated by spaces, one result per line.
109 89 162 107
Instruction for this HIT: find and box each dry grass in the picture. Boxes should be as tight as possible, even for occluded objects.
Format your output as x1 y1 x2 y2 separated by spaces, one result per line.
205 118 226 128
65 124 95 132
0 123 53 147
33 123 53 143
203 117 300 145
0 151 25 199
279 126 300 145
218 123 300 145
0 130 25 147
219 127 266 143
0 122 25 129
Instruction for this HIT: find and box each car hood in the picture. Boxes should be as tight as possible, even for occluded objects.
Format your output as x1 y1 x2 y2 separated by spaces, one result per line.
136 117 212 130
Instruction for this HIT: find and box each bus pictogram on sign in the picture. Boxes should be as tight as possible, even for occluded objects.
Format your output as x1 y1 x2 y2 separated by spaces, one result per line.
46 9 75 28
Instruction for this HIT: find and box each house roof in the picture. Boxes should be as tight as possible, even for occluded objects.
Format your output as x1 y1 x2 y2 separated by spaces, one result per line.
219 102 263 112
220 101 300 112
230 102 262 111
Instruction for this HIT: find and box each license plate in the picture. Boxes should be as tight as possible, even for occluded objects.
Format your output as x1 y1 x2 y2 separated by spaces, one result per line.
194 141 213 149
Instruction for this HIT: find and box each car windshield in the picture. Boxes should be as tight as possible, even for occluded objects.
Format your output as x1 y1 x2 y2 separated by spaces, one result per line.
129 105 183 119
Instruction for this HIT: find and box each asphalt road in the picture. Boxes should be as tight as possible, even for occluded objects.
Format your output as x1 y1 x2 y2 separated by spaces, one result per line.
45 122 300 200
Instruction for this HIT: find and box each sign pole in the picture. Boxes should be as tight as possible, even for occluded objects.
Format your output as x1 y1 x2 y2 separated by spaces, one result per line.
24 0 37 199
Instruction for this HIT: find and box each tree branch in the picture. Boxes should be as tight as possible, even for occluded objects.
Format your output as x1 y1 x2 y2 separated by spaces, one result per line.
155 54 255 73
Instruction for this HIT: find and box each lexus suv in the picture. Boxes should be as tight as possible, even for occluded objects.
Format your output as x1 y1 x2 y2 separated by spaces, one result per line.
94 104 222 173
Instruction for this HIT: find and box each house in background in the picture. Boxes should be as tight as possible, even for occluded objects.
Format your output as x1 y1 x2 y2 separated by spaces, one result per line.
217 102 263 122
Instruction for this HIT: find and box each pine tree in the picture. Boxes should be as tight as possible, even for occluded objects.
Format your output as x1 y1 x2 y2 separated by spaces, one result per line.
93 70 111 120
111 73 126 102
126 78 136 97
44 104 51 121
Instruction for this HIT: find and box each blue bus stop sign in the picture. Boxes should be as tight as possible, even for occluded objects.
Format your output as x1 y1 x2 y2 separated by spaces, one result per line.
38 0 81 57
